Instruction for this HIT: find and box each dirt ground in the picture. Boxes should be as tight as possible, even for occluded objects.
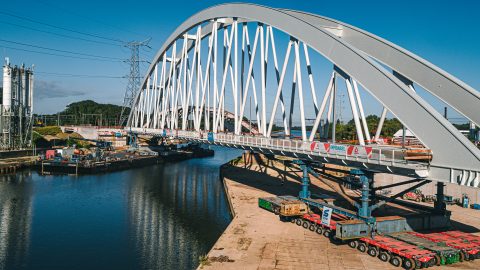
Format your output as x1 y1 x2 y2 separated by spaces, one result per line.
199 154 480 270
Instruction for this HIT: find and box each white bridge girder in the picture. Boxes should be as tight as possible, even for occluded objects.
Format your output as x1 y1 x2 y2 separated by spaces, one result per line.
127 3 480 187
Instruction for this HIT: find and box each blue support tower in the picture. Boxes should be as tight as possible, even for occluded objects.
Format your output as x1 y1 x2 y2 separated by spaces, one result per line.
299 163 311 199
350 168 372 218
128 132 138 149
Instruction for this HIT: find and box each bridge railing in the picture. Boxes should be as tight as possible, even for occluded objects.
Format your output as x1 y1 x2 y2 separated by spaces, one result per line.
211 133 428 168
131 127 429 168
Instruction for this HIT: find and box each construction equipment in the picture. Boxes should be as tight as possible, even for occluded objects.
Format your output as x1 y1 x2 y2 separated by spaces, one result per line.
444 195 454 205
462 194 470 208
258 196 308 218
408 232 480 261
402 189 424 202
358 236 436 269
261 196 480 268
388 232 461 265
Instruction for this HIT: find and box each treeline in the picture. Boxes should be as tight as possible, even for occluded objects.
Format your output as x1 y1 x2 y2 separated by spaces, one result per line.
61 100 128 119
35 100 130 126
289 115 403 140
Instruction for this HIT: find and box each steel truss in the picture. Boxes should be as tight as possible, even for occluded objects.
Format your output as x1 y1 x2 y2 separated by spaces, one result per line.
127 4 480 187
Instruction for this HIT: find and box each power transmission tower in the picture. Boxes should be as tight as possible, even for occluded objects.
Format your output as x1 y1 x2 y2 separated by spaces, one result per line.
119 39 151 126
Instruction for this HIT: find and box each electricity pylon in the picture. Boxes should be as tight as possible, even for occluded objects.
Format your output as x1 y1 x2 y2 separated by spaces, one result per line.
119 38 151 126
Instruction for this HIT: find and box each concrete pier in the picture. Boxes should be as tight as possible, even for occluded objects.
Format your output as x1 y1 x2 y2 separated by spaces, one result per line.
0 156 36 174
199 154 480 269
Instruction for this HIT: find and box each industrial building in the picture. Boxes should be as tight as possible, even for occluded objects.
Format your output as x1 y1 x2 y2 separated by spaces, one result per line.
1 57 34 150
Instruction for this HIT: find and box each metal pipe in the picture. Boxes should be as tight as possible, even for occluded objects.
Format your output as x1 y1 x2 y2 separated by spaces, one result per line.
345 78 365 145
352 80 371 142
374 107 387 141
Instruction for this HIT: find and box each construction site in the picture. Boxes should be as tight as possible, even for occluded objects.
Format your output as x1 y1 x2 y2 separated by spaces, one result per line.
200 153 480 270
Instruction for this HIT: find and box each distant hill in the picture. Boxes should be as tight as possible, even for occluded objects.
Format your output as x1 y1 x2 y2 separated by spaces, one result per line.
61 100 129 120
34 100 130 126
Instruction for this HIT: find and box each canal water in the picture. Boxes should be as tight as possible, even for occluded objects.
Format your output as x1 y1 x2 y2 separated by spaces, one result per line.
0 146 242 270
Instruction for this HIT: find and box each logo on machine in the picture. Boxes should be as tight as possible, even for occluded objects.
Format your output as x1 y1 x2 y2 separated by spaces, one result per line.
321 206 333 226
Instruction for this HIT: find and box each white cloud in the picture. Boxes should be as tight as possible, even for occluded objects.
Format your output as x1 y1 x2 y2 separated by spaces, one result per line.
34 80 86 99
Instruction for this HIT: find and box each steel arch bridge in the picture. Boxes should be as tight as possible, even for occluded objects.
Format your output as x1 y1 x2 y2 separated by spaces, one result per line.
127 3 480 187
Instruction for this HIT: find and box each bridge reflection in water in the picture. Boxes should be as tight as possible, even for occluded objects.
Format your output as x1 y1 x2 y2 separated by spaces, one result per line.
0 146 240 270
0 171 33 270
128 147 241 269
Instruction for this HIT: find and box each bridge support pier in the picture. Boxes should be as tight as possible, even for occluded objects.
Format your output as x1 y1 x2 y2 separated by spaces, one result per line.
434 182 447 214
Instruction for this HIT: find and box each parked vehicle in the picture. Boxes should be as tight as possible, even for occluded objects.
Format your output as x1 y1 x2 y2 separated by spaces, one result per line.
423 195 436 203
402 189 424 202
444 195 455 205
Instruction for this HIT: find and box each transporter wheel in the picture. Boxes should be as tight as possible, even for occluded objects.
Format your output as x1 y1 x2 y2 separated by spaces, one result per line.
459 251 466 262
348 240 358 249
329 233 342 244
433 255 442 266
274 208 280 215
323 230 330 238
357 243 367 253
315 226 323 235
290 218 296 223
296 219 302 226
414 259 421 269
403 258 415 270
378 251 390 262
390 255 401 267
367 247 378 257
302 221 309 229
309 224 316 231
469 253 476 261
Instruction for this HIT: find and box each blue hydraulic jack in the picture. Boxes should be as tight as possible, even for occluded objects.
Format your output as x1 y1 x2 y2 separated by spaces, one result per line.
128 132 139 149
350 169 374 219
295 160 376 223
298 162 311 199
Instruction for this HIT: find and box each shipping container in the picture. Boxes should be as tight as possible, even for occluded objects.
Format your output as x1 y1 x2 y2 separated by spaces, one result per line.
45 150 56 159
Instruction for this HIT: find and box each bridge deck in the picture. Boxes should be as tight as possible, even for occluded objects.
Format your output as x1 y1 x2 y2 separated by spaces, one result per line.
130 127 429 177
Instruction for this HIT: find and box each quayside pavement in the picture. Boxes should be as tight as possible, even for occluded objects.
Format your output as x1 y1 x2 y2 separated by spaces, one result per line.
198 153 480 270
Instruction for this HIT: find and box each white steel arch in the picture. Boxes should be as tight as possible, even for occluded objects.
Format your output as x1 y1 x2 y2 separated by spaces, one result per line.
127 3 480 187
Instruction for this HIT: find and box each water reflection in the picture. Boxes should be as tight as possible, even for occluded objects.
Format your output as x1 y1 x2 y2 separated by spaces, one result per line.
0 146 240 270
0 171 33 270
128 147 240 269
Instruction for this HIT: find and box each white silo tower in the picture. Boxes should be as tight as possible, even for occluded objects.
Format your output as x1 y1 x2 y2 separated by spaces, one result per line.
2 58 12 112
1 58 35 150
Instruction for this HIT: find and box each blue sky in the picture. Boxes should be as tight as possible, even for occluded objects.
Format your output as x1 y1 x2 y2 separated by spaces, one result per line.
1 0 479 118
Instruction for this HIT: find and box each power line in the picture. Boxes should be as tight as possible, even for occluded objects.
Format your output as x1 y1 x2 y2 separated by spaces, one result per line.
0 20 120 46
0 38 124 60
36 71 124 78
0 10 124 43
37 0 149 40
0 45 123 62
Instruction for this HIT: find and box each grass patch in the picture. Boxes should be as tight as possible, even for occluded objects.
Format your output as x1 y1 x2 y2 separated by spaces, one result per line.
198 254 210 268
